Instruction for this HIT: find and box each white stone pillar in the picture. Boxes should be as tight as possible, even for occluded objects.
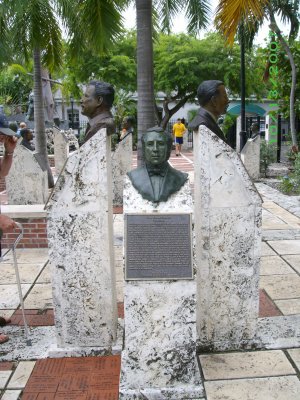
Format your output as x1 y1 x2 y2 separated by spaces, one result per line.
47 128 118 349
6 144 48 205
182 131 189 150
53 128 69 175
241 135 261 180
111 134 132 206
119 178 203 399
194 125 262 351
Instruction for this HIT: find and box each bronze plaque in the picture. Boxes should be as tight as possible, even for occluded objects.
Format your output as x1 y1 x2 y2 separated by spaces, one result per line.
125 213 192 280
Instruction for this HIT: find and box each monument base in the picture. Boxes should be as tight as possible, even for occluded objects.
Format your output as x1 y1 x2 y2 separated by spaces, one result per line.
47 319 124 358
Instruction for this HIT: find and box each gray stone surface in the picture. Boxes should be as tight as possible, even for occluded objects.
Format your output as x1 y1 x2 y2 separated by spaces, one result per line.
241 135 260 180
111 134 132 206
257 315 300 349
53 127 69 175
6 144 48 205
0 326 56 361
256 182 300 218
120 177 203 398
47 128 118 349
194 125 262 351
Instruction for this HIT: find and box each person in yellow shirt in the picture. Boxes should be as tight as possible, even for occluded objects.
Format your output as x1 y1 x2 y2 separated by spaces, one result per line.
172 118 187 156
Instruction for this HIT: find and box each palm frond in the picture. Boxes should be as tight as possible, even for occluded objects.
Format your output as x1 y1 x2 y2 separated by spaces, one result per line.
215 0 269 44
185 0 210 34
271 0 299 40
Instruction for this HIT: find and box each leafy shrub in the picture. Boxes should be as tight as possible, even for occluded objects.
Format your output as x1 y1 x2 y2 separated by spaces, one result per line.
260 139 277 177
279 153 300 195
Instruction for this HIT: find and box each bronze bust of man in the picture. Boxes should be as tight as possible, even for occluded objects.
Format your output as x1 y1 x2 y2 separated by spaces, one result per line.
189 80 230 145
127 127 188 202
81 80 115 144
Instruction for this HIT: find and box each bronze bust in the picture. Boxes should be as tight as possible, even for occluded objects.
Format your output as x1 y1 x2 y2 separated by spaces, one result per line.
189 80 230 144
127 127 188 202
80 80 115 144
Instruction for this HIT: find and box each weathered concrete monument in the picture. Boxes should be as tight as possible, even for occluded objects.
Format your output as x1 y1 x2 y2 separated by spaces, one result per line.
111 133 132 206
119 128 203 399
194 125 262 350
47 81 118 352
241 133 261 180
6 143 48 205
53 126 69 175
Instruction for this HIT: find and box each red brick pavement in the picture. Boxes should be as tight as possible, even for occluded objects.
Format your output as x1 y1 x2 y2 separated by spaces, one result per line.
21 356 121 400
259 289 283 318
10 304 125 327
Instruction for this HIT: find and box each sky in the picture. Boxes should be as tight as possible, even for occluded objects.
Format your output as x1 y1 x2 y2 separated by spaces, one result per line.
123 2 292 46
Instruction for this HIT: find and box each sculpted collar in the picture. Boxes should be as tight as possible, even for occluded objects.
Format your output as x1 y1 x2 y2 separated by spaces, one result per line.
204 108 218 122
146 162 169 177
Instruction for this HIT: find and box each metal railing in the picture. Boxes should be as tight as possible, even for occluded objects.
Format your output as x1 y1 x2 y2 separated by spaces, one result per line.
0 223 31 345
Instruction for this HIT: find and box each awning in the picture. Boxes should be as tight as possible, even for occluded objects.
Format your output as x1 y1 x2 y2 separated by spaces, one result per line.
227 103 266 116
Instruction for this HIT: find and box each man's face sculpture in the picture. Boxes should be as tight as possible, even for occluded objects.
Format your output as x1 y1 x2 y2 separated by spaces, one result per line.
213 85 230 116
144 131 168 166
81 85 102 119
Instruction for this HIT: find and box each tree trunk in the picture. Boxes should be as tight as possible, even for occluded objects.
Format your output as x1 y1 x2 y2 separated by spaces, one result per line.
136 0 155 166
160 95 191 130
269 10 298 149
33 47 54 188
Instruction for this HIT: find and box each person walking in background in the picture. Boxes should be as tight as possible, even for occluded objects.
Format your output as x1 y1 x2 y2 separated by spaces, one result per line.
172 118 187 156
0 113 18 344
20 128 35 151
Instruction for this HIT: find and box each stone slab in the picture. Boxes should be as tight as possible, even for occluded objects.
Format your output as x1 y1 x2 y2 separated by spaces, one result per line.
7 361 35 388
1 249 48 265
275 299 300 315
194 125 262 351
282 255 300 274
260 274 300 299
53 128 69 175
261 242 277 256
111 134 132 206
199 350 295 380
0 284 31 309
1 390 22 400
24 284 53 309
257 315 300 349
47 319 124 358
268 240 300 254
1 204 47 219
0 371 13 389
287 348 300 370
47 129 117 348
241 135 260 180
260 256 296 275
0 326 56 361
0 264 43 284
204 376 300 400
6 144 48 205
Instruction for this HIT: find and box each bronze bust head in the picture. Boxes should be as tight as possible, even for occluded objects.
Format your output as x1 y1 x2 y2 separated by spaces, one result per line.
127 127 188 203
80 80 115 144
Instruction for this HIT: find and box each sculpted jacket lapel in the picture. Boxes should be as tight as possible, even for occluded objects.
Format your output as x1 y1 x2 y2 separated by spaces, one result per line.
138 167 155 200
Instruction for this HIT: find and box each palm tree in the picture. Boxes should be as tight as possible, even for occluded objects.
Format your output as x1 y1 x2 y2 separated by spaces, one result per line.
215 0 299 148
136 0 155 165
135 0 211 165
2 0 126 187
